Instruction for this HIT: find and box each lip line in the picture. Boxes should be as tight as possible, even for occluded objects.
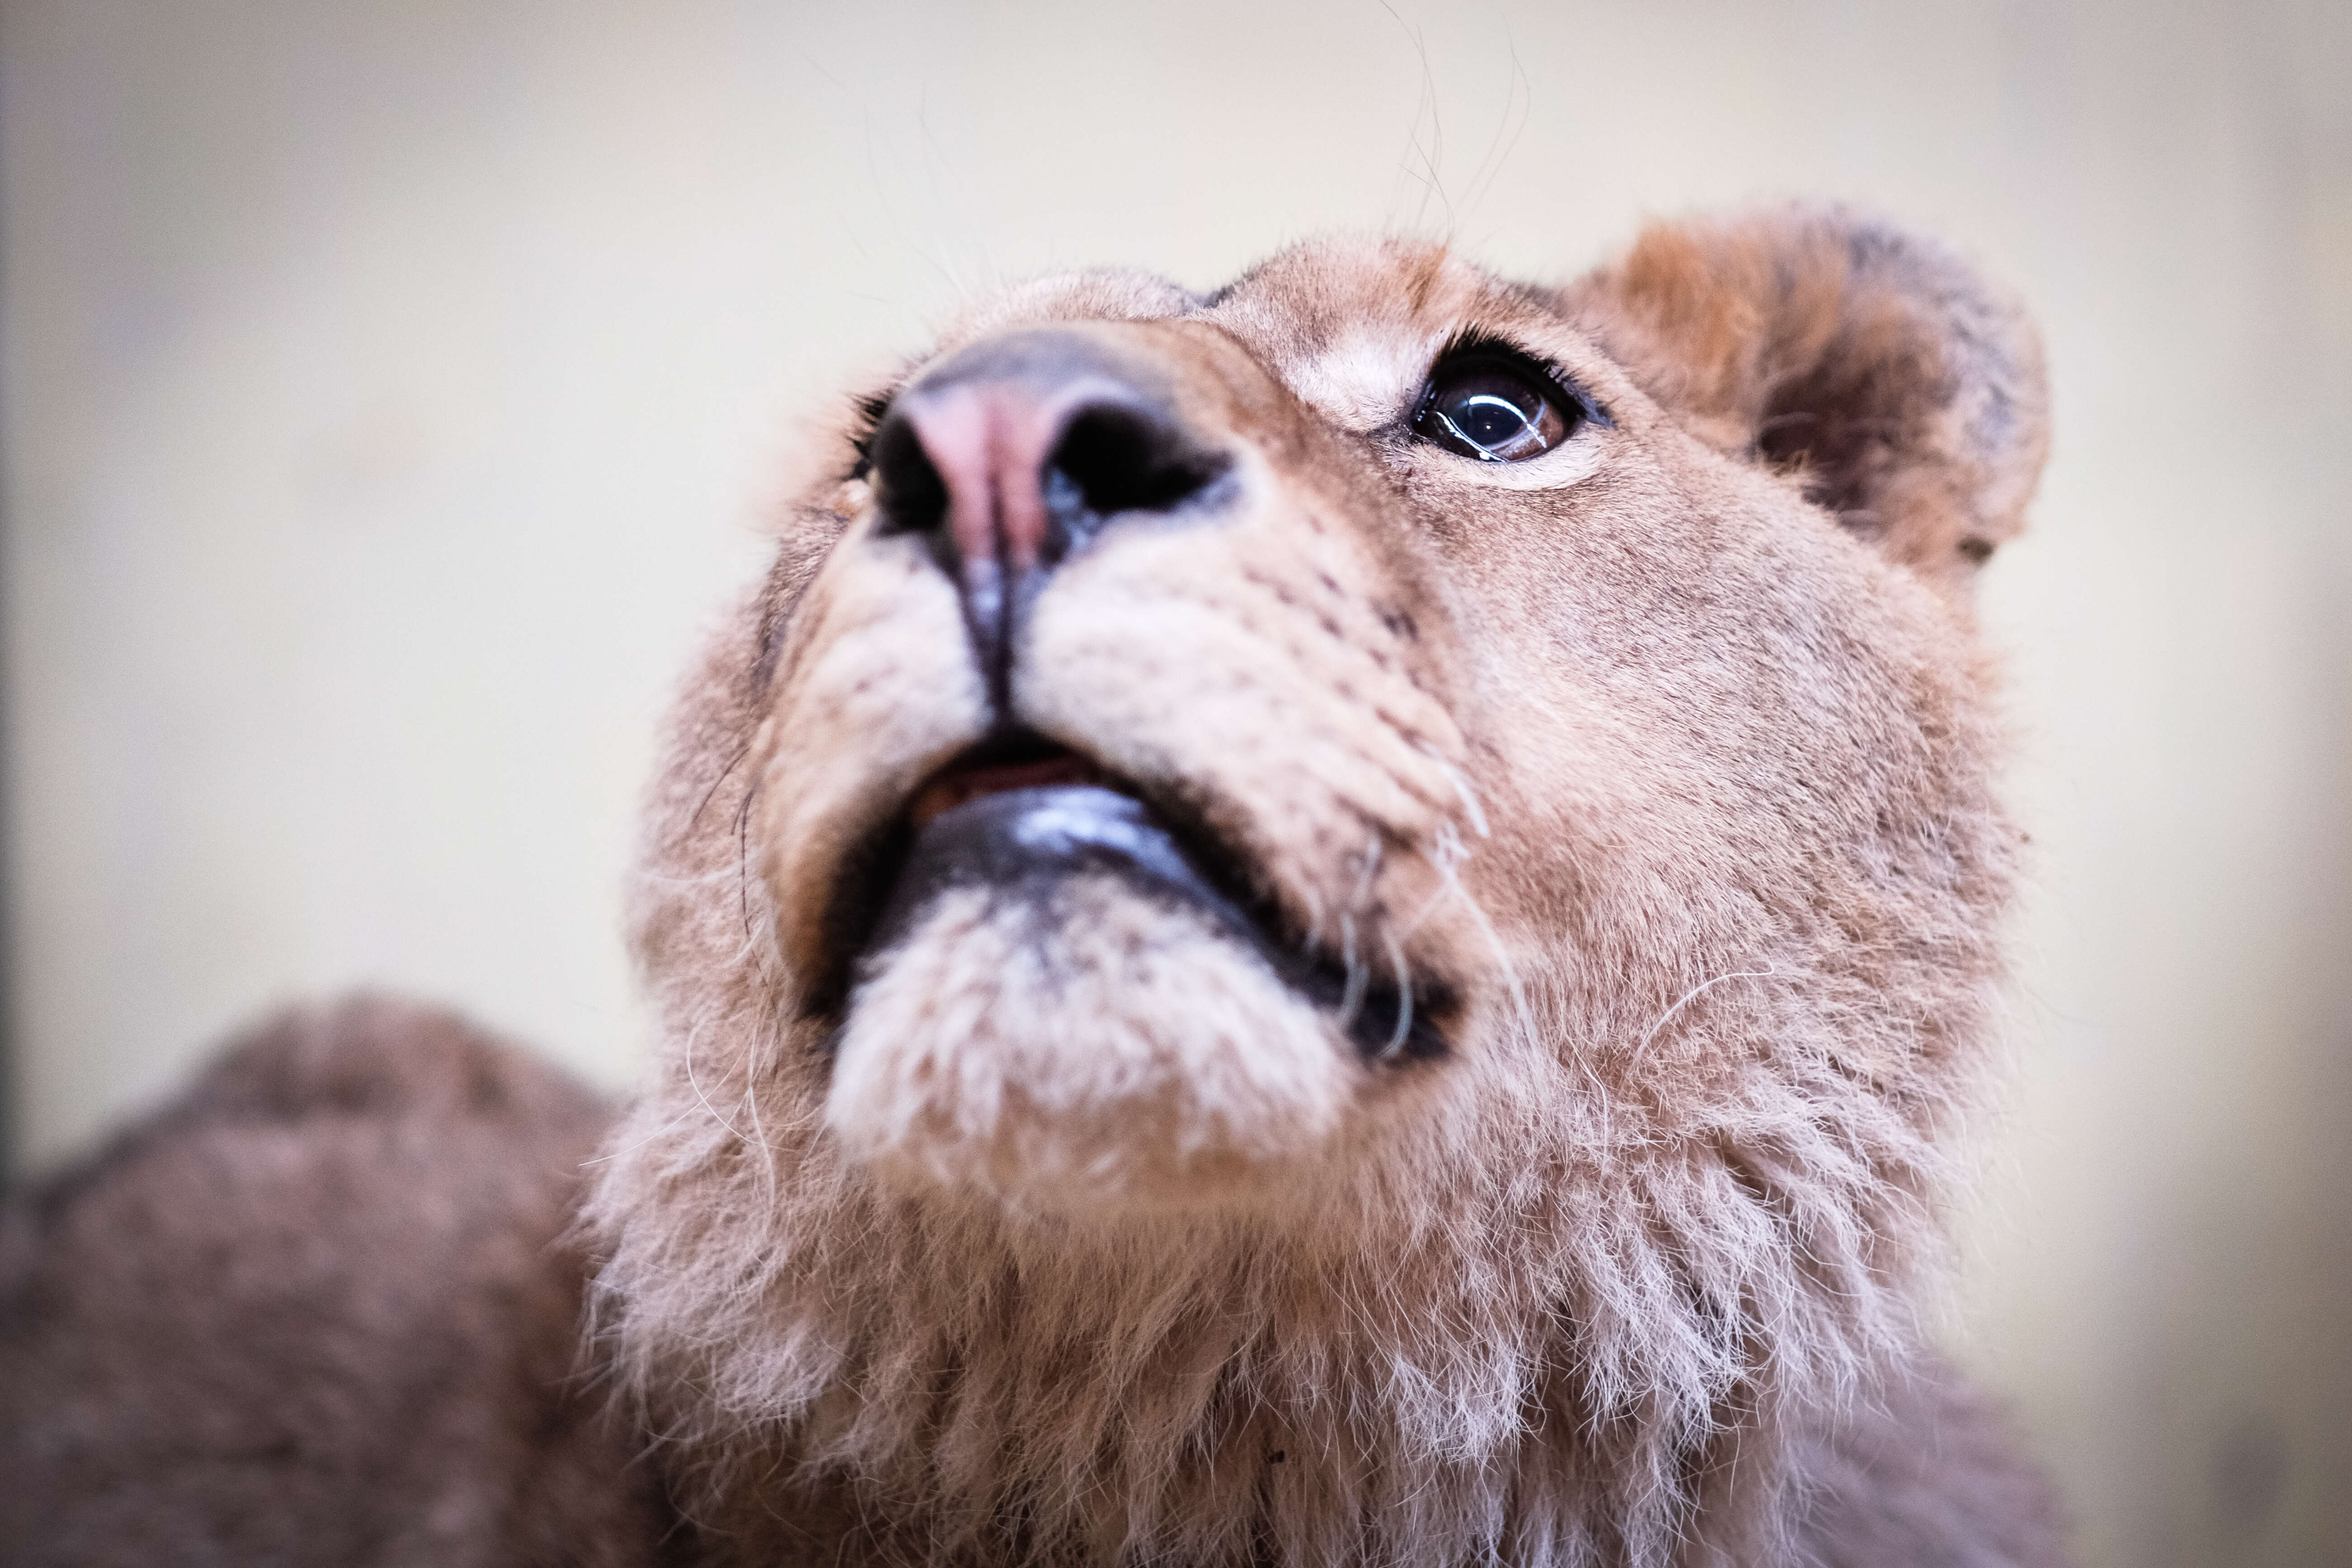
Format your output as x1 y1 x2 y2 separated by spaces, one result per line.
806 730 1455 1063
908 748 1106 831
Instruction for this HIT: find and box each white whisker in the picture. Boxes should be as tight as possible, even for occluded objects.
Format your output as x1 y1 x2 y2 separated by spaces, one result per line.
1638 968 1778 1054
577 1105 699 1166
1419 746 1491 838
1337 913 1368 1029
1383 928 1415 1059
683 1012 777 1151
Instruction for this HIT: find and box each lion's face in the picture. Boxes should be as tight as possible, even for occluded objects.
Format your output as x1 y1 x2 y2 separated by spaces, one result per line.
596 209 2047 1562
739 229 2026 1220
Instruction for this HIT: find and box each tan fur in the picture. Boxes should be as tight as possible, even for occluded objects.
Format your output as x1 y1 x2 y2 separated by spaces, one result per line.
587 207 2060 1564
3 207 2064 1566
0 997 668 1566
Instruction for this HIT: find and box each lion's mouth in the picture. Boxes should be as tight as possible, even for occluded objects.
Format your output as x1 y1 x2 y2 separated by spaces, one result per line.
905 740 1109 831
812 729 1452 1062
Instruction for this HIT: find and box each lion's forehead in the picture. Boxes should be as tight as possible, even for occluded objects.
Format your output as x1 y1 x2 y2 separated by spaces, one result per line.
1198 239 1474 426
917 239 1606 436
925 266 1200 346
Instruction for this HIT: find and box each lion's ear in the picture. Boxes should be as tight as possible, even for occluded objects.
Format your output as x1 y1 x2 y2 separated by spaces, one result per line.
1567 206 2049 586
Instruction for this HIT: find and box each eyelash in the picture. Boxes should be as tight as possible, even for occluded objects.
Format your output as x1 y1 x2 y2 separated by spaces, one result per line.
845 387 896 481
1416 334 1607 428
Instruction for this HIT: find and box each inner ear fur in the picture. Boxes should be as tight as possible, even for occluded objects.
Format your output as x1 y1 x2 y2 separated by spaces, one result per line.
1566 205 2049 586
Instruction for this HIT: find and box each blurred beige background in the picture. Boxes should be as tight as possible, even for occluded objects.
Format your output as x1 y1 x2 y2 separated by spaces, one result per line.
3 0 2346 1563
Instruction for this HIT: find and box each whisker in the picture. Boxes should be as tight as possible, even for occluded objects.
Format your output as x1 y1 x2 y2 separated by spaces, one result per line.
1638 968 1778 1054
690 740 754 831
735 776 762 938
681 1008 785 1153
1382 929 1415 1060
1418 746 1491 839
577 1105 699 1166
1337 913 1368 1030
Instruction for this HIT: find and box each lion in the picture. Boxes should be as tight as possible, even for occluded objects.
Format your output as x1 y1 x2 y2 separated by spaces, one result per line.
1 205 2065 1567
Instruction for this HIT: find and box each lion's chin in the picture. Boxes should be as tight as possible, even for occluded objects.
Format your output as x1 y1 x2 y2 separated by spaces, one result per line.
824 871 1353 1218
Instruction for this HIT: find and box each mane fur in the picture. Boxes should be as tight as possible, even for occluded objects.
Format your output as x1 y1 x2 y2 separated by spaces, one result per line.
585 566 2013 1565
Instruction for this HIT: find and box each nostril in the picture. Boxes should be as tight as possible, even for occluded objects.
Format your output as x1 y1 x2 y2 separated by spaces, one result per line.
869 411 948 540
1047 402 1231 526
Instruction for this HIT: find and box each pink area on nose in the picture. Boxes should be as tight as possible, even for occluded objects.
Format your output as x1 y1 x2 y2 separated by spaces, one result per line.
898 381 1072 576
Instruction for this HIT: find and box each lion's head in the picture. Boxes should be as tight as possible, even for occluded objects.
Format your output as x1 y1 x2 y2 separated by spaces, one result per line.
587 207 2046 1564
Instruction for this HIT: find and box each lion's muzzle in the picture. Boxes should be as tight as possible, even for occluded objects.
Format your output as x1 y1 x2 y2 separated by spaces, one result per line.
755 318 1481 1213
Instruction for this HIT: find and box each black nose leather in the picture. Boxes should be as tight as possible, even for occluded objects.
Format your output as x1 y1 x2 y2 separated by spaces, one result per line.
866 331 1231 689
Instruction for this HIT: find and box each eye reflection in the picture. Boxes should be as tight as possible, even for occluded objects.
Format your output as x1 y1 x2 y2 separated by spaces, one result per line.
1412 351 1579 463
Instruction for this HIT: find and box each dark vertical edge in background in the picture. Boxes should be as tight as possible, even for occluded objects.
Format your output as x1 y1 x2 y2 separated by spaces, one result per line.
0 24 15 1194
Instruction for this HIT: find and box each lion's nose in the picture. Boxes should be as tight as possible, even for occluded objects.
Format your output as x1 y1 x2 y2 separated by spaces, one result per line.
867 331 1231 668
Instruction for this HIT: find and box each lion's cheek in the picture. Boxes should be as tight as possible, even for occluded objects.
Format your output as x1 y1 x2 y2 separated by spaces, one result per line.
824 877 1353 1215
756 538 994 987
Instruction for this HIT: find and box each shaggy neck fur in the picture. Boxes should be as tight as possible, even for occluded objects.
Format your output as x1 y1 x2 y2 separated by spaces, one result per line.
585 604 2002 1567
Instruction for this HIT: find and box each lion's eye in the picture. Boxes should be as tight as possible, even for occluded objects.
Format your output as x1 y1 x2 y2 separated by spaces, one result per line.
1411 351 1578 463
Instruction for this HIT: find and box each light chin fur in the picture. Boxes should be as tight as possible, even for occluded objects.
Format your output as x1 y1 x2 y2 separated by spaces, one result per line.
826 877 1353 1217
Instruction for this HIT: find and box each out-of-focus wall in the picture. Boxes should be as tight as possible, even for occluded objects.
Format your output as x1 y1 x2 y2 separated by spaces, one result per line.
3 2 2345 1563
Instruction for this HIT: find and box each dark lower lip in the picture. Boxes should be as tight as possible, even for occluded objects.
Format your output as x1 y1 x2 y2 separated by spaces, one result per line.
870 784 1265 959
813 760 1452 1062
